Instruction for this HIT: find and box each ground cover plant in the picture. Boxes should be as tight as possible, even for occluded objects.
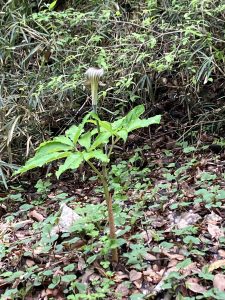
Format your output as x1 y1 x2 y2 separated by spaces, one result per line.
1 144 225 299
1 0 225 187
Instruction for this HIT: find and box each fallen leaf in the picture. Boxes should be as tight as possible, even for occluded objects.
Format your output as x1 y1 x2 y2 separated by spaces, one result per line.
114 272 129 282
218 249 225 258
133 278 142 289
115 282 130 297
204 212 222 224
181 262 200 276
209 259 225 272
12 220 33 230
130 270 142 281
140 230 152 242
213 273 225 291
162 251 184 261
26 259 35 267
29 210 44 222
208 224 224 239
186 278 207 294
175 211 201 229
143 252 157 261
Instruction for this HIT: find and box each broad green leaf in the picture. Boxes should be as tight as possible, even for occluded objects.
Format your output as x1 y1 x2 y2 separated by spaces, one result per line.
56 152 83 178
65 113 91 144
65 125 84 144
53 136 74 147
98 120 114 134
127 115 161 132
36 141 73 155
79 132 92 150
15 152 71 174
116 129 128 142
124 104 145 124
83 150 109 163
90 132 111 150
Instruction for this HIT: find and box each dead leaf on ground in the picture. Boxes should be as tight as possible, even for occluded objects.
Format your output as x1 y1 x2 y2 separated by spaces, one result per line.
218 249 225 258
174 211 201 229
143 252 157 261
181 262 200 276
213 273 225 291
208 224 224 239
29 210 44 222
162 251 184 261
129 269 142 281
140 230 152 242
115 282 130 297
204 212 222 224
114 272 129 282
186 277 207 294
209 259 225 272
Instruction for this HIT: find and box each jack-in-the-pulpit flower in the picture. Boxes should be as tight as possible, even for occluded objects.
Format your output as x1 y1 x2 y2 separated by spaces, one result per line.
85 67 104 112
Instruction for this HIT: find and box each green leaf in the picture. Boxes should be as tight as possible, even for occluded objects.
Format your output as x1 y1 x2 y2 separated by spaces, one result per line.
176 258 192 270
36 141 73 155
65 125 84 144
61 274 77 283
79 132 92 150
116 129 128 142
127 115 161 132
90 132 111 150
56 152 83 178
53 136 74 147
49 0 57 10
83 150 109 163
65 113 91 144
15 152 71 175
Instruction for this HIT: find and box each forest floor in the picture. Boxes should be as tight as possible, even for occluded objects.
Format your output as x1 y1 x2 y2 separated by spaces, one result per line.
1 140 225 300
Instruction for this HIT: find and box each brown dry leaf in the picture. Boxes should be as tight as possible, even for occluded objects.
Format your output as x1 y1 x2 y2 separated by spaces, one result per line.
168 259 179 268
204 212 222 224
162 251 184 261
133 278 142 289
143 252 157 261
213 274 225 291
140 230 152 242
77 257 86 271
81 269 95 284
218 249 225 258
115 282 130 297
175 211 201 229
114 272 129 282
208 224 224 239
29 210 44 222
209 259 225 272
25 259 35 267
129 269 142 281
185 278 207 294
12 220 33 230
181 262 200 276
143 267 156 277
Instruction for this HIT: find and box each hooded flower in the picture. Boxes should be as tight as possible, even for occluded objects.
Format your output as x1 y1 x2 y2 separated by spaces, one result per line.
85 68 104 111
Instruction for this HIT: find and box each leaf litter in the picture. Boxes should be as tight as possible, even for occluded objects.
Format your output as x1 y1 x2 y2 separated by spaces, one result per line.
1 145 225 299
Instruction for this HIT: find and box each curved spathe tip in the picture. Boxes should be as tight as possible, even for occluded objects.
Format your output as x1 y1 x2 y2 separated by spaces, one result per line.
85 67 104 80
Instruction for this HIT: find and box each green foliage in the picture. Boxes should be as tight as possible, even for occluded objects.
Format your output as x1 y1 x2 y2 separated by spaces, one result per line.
1 0 225 186
15 105 160 177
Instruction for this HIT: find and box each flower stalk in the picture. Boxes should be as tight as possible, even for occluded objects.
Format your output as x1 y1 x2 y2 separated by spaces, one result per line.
85 67 118 263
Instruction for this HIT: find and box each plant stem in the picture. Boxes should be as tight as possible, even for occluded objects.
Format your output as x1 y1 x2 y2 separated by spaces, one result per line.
87 160 118 263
